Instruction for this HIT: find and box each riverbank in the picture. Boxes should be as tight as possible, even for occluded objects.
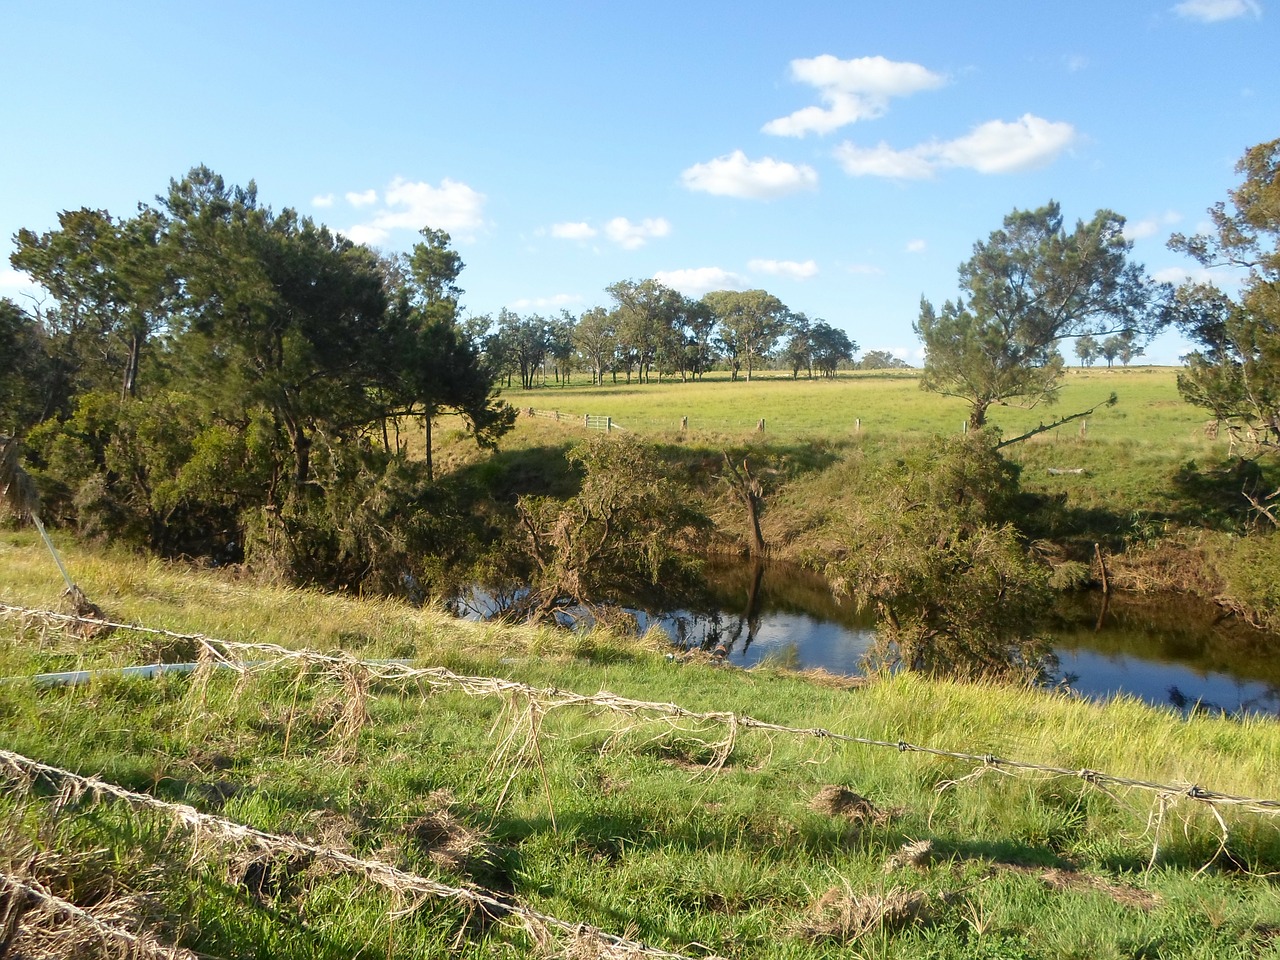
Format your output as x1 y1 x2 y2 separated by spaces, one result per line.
2 530 1279 958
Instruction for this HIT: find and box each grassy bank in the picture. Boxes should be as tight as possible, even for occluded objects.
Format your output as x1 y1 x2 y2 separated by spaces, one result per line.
3 532 1279 958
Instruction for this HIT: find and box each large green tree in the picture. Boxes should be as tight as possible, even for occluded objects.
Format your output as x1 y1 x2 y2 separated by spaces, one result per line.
704 289 788 382
1169 138 1280 453
0 299 54 434
916 202 1162 429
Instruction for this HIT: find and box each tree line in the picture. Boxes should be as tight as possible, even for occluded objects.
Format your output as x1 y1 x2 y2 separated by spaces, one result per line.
482 282 864 390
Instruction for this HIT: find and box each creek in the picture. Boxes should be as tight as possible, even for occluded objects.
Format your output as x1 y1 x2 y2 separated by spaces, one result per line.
451 558 1280 717
632 558 1280 718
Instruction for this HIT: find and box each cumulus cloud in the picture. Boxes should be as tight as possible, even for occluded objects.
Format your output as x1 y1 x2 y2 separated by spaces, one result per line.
763 54 947 137
906 239 927 253
1173 0 1261 21
346 189 378 207
835 114 1077 179
1124 210 1182 241
343 176 487 246
748 258 819 280
681 150 818 199
312 193 335 208
652 267 747 297
605 217 670 250
550 221 597 240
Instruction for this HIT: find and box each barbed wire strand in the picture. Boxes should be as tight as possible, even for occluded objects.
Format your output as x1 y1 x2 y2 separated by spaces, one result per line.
0 749 713 960
0 871 200 960
3 602 1279 817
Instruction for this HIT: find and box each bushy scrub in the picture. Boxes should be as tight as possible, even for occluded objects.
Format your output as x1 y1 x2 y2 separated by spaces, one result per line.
1213 530 1280 630
825 433 1053 680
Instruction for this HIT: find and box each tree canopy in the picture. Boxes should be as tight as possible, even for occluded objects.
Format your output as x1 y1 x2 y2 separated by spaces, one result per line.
916 202 1164 429
1170 138 1280 452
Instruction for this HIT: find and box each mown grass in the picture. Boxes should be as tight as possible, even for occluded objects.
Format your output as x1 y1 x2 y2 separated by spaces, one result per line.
3 532 1280 958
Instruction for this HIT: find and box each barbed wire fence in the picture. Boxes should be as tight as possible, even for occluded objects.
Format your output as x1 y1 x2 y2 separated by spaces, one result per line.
0 750 711 960
5 602 1279 824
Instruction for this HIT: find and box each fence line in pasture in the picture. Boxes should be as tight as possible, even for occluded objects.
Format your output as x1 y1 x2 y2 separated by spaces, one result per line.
523 408 627 432
0 750 711 960
0 871 200 960
5 602 1279 826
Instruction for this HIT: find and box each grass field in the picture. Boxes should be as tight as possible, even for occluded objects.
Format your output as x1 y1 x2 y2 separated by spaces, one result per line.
3 531 1280 958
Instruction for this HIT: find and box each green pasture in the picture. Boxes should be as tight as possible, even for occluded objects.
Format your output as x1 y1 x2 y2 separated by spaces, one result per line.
3 532 1280 958
497 367 1214 448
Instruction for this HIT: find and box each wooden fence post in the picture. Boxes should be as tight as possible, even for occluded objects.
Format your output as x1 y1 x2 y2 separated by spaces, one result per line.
757 418 765 433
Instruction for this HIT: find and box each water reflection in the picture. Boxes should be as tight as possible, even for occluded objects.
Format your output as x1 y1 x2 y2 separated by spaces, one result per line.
640 560 1280 718
452 559 1280 718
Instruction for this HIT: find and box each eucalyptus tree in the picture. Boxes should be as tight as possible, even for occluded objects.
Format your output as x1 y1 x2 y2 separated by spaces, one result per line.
916 202 1163 430
573 306 617 385
1169 138 1280 452
607 278 683 383
810 321 857 378
1074 334 1099 367
496 308 551 390
11 206 171 403
703 289 789 381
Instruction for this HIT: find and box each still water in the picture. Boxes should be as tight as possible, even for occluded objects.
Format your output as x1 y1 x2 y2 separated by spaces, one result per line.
632 559 1280 718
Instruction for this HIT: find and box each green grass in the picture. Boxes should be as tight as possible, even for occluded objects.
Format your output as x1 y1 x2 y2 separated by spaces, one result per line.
3 532 1280 958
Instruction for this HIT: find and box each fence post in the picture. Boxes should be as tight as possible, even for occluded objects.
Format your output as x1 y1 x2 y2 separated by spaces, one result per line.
584 414 589 428
681 416 688 431
757 418 765 433
554 410 560 421
607 417 613 433
855 417 861 433
1079 419 1087 438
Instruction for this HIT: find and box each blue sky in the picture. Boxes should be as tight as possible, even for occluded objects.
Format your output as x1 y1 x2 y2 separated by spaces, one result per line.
2 0 1276 365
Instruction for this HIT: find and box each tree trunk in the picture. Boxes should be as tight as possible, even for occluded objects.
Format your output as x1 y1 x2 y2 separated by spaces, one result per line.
424 412 434 482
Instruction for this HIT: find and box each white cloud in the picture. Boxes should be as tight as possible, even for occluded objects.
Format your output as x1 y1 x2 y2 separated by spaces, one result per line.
906 239 927 253
312 193 335 208
0 269 35 291
550 221 597 240
652 267 747 297
1173 0 1261 21
763 54 946 137
341 224 391 246
846 263 885 276
681 150 818 199
748 258 819 280
344 176 487 246
604 217 670 249
511 293 581 310
346 189 378 207
1123 210 1183 241
835 114 1078 179
1152 265 1240 288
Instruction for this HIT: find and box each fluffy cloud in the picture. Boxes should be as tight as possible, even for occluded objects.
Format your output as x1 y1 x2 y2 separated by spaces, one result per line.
652 267 747 297
906 239 927 253
1173 0 1261 21
343 177 487 246
763 54 947 137
605 217 670 250
835 114 1077 179
1124 210 1182 240
312 194 335 208
511 293 581 310
345 189 378 207
748 258 819 280
550 221 597 240
681 150 818 199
